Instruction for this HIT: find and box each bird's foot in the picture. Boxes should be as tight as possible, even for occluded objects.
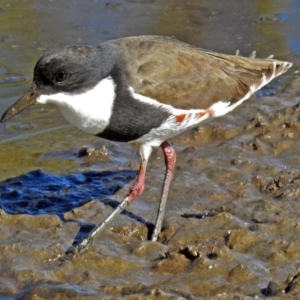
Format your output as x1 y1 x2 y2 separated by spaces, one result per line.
49 237 94 266
65 236 93 256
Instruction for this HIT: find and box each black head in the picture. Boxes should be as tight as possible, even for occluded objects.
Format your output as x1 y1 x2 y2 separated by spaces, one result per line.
34 44 119 95
1 42 122 122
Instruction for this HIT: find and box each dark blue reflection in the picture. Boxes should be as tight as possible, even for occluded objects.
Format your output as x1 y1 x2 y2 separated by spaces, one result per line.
0 169 137 216
290 39 300 56
256 78 282 97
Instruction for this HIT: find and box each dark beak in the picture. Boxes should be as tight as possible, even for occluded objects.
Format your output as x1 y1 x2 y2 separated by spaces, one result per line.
1 85 40 122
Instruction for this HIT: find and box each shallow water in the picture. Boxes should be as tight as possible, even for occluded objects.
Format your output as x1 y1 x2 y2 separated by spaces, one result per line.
1 0 300 299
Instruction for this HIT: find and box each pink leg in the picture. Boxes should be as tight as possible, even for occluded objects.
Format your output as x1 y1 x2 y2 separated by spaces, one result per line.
127 162 146 202
151 141 177 241
68 146 151 255
162 141 177 172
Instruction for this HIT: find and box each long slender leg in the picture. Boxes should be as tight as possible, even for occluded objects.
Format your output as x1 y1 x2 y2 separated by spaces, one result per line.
151 141 176 241
68 144 152 255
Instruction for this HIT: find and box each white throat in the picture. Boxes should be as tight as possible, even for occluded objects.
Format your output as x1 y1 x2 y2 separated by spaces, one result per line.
37 76 116 135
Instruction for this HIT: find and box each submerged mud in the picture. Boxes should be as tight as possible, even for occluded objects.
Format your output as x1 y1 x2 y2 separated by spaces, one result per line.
0 80 300 298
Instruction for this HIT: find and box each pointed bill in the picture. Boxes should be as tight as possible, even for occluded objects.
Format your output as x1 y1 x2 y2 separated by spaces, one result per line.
1 85 40 122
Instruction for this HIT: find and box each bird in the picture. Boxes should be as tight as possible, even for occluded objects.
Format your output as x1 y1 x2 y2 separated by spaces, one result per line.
0 35 292 255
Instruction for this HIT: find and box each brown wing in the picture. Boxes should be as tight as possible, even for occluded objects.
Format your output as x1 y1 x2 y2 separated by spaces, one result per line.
109 35 291 110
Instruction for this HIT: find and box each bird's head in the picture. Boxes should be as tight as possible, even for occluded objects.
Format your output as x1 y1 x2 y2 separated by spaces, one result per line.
1 43 118 122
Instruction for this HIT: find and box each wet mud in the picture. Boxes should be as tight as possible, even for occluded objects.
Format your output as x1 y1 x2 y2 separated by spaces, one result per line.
1 0 300 299
0 80 300 299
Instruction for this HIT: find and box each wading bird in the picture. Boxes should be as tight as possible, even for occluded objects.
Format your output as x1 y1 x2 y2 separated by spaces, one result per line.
1 35 292 254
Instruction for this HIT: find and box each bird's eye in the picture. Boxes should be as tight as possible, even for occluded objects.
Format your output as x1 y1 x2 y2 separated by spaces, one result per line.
54 72 69 83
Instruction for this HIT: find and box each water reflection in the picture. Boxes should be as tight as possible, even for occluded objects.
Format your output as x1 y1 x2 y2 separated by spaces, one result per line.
0 169 137 215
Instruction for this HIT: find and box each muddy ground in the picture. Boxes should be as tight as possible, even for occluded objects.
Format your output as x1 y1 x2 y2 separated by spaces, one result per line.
1 0 300 299
0 78 300 299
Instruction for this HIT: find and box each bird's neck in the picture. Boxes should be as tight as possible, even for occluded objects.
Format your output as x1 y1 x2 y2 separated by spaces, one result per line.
37 76 117 135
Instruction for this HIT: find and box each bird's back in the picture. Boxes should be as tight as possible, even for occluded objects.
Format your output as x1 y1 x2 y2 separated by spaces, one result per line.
106 35 292 110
